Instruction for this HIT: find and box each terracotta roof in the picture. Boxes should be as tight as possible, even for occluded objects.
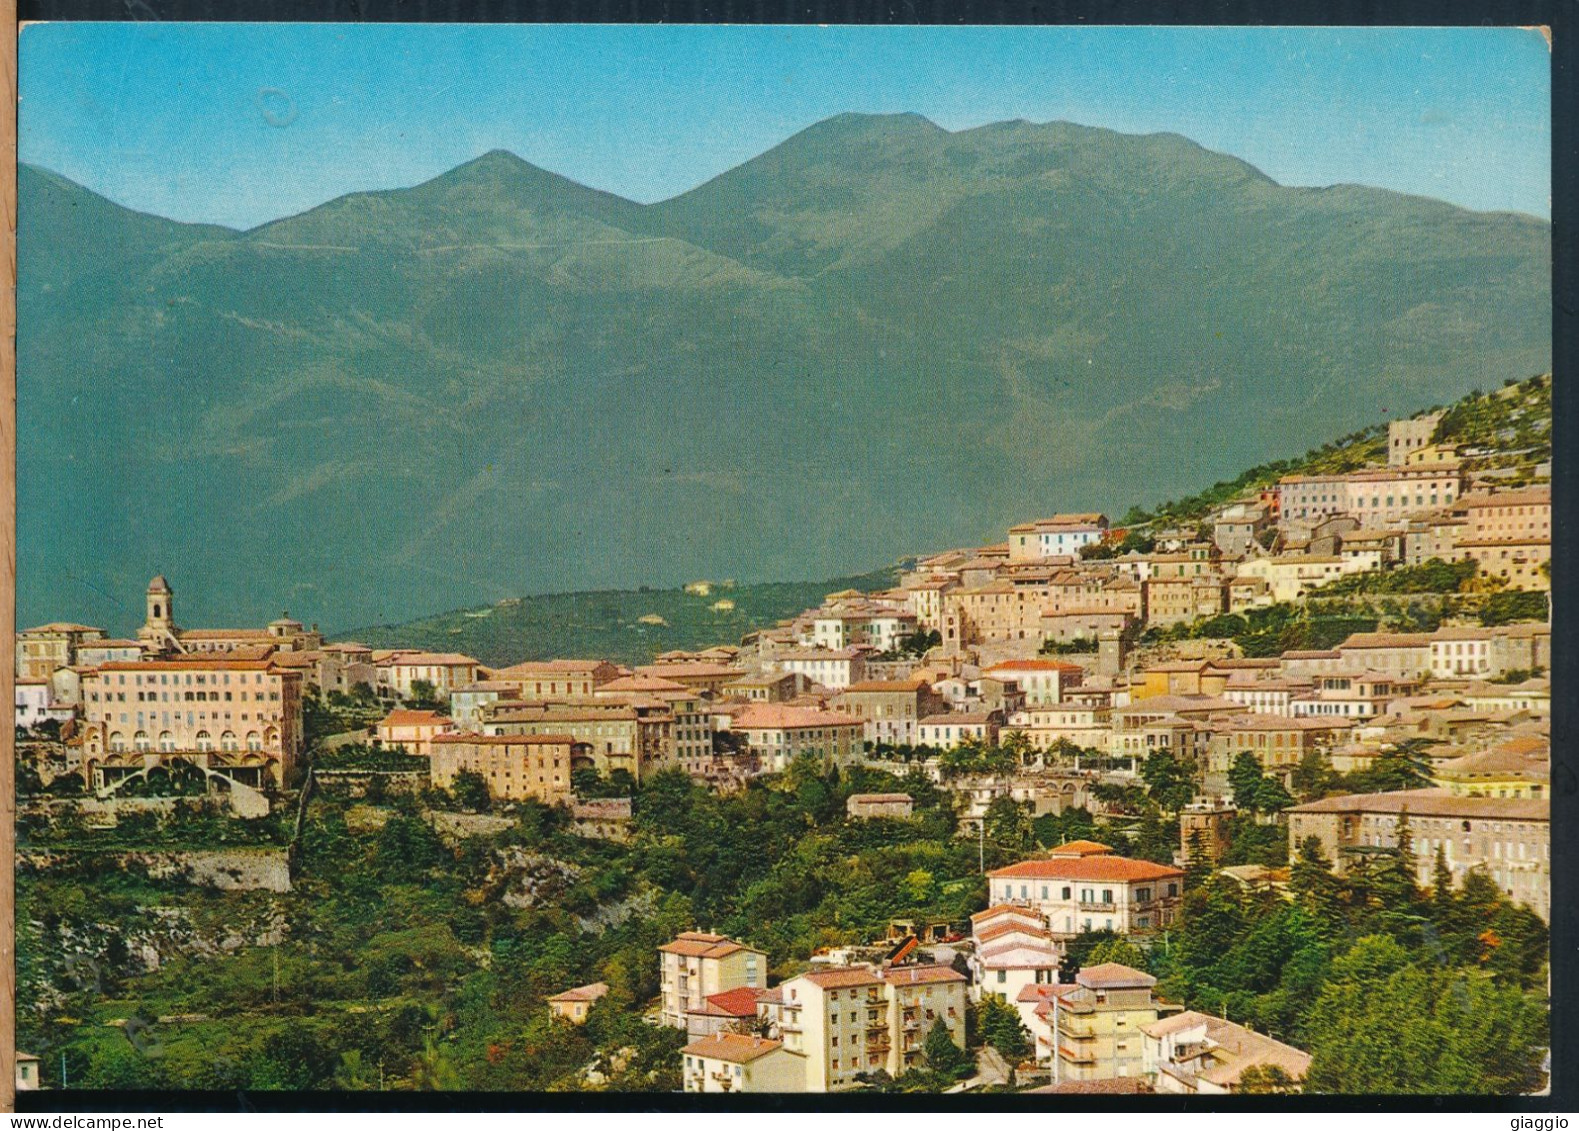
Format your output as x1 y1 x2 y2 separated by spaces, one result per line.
548 981 609 1004
1016 983 1079 1004
632 663 743 680
1288 787 1546 821
985 660 1084 674
659 932 759 959
1048 839 1113 857
698 986 766 1018
379 709 450 728
1076 962 1156 989
975 921 1053 945
493 659 612 675
680 1033 785 1064
1337 632 1432 650
1460 487 1550 508
842 680 930 693
797 966 885 989
21 622 103 634
881 964 967 986
1030 1077 1151 1094
95 659 281 672
732 704 862 731
970 903 1045 924
382 652 479 667
431 732 576 747
596 674 693 694
989 856 1184 883
847 793 913 804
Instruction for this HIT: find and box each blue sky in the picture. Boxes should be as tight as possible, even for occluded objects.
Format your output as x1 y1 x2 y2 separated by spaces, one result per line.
20 23 1551 229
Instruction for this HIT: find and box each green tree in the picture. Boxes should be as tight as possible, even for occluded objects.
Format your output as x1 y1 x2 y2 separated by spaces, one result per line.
1303 935 1546 1094
405 679 443 710
1141 750 1195 813
450 770 492 812
1085 935 1146 969
1229 752 1268 812
975 993 1032 1062
923 1019 971 1079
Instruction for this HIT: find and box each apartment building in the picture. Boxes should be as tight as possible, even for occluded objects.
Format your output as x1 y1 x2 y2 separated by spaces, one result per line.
987 842 1184 937
1046 963 1182 1082
15 622 106 681
375 708 453 756
969 905 1061 1004
376 651 481 701
916 711 1002 749
727 703 864 773
487 659 624 701
1144 1012 1311 1094
778 964 968 1091
658 932 768 1029
681 1033 805 1093
1008 514 1109 561
765 647 867 691
832 679 941 747
79 658 304 790
983 659 1083 707
1205 716 1354 778
1277 467 1462 525
1286 788 1549 920
484 700 672 782
428 733 575 803
1006 704 1113 752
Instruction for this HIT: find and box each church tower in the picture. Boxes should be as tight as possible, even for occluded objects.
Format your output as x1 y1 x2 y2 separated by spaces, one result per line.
138 575 179 653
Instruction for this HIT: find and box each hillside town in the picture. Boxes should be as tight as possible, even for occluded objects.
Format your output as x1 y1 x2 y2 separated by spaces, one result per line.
14 396 1553 1094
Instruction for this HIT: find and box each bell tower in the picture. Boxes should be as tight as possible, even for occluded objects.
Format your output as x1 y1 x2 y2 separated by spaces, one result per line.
139 575 178 653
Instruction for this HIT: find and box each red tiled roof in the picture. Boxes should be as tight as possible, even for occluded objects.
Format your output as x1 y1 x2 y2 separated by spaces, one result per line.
379 709 450 728
548 981 609 1004
680 1033 785 1064
732 704 862 731
1076 962 1156 989
988 856 1183 883
985 660 1084 674
1048 839 1113 857
431 732 576 747
699 986 765 1018
659 932 759 959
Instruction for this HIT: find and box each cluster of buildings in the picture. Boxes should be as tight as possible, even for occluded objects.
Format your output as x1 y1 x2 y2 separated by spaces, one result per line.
640 871 1309 1096
838 413 1549 658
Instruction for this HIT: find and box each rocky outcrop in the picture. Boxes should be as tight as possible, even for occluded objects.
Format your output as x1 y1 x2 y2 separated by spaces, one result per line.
19 849 292 892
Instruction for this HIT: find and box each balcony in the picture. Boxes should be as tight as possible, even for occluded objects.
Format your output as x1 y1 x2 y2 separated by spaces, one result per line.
1057 1018 1097 1039
1077 900 1117 912
1059 1045 1097 1064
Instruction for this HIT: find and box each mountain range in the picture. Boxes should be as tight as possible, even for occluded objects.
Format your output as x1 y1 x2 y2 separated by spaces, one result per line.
18 113 1551 634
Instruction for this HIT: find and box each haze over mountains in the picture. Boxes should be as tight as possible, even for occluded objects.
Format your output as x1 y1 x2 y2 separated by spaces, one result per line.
19 113 1550 635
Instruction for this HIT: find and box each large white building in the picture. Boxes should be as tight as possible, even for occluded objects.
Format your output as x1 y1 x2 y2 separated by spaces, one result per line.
986 841 1184 937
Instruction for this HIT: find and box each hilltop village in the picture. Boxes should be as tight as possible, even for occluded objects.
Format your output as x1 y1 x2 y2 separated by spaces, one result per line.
14 383 1553 1095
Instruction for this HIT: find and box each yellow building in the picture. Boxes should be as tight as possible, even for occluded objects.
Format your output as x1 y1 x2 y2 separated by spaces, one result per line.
778 964 968 1092
15 622 105 681
681 1033 806 1093
1049 963 1182 1082
428 733 576 804
1433 736 1547 799
548 982 609 1024
485 700 673 782
658 932 768 1030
